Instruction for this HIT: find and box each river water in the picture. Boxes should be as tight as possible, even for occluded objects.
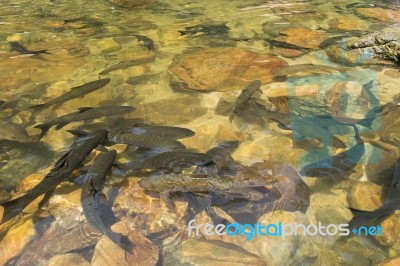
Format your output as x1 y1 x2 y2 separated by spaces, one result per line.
0 0 400 265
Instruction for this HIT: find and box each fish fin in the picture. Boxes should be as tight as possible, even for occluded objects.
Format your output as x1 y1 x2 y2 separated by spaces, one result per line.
37 189 55 209
34 123 51 140
67 129 89 137
96 145 109 153
332 136 347 148
0 197 26 224
55 122 69 130
28 103 45 114
73 174 86 185
78 107 93 113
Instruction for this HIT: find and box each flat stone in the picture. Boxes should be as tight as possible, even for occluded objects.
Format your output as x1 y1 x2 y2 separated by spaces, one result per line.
179 238 265 266
347 181 384 210
276 27 328 49
328 17 368 31
376 256 400 266
0 215 37 266
168 48 287 92
357 8 400 23
48 253 90 266
254 211 319 265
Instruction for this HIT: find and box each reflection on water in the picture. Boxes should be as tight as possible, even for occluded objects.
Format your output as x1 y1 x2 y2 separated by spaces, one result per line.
0 0 400 265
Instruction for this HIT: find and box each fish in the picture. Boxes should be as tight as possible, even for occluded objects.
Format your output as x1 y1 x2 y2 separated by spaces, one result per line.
120 151 213 173
300 125 364 177
116 123 195 139
349 157 400 229
107 131 185 150
216 162 309 224
9 41 50 55
29 78 110 113
178 22 230 36
229 80 262 122
194 141 241 175
264 38 312 51
98 58 154 75
139 173 276 207
134 34 155 50
253 102 346 148
0 129 107 224
34 106 134 139
81 150 122 244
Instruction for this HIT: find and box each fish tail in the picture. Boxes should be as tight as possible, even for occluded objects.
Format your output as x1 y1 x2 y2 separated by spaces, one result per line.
34 123 51 140
0 197 26 224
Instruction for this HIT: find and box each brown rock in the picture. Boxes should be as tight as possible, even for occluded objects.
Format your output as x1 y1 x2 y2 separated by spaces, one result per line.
106 0 154 7
91 236 125 266
347 181 384 210
357 8 400 23
0 215 37 266
376 256 400 266
327 81 371 125
276 27 328 49
375 215 400 246
168 48 287 92
48 253 90 266
125 231 159 266
328 17 367 31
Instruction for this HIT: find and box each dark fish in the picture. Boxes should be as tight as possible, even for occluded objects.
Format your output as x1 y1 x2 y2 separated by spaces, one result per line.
34 106 134 139
264 39 312 51
0 129 107 224
349 157 400 229
194 141 241 175
216 162 309 224
107 131 185 150
29 78 110 112
120 151 213 173
139 173 275 207
229 80 262 122
9 41 50 55
268 164 310 212
135 34 155 50
178 22 230 36
81 150 122 244
300 125 364 177
254 102 346 148
117 123 195 139
99 58 154 75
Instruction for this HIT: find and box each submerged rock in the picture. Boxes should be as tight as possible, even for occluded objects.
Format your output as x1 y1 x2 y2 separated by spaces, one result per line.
168 48 287 92
275 27 328 49
254 211 319 265
48 253 90 266
326 31 400 65
0 215 37 266
375 215 400 246
176 238 264 266
356 7 400 23
347 181 384 211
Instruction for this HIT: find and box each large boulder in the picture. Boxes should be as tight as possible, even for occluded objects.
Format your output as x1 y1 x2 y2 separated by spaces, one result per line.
169 48 287 92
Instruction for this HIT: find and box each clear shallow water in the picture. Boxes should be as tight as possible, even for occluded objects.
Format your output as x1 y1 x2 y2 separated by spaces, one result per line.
0 0 400 265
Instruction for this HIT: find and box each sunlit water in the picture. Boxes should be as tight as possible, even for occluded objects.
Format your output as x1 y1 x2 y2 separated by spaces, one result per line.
0 0 400 265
